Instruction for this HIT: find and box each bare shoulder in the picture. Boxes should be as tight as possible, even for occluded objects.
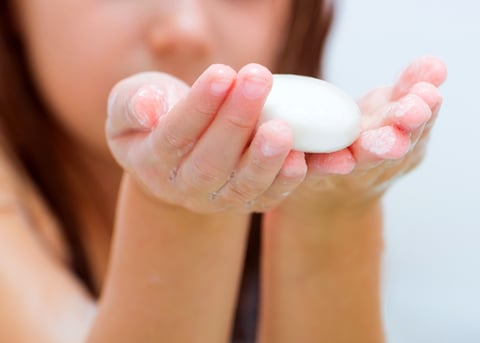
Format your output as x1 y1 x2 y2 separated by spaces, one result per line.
0 146 95 342
0 142 69 262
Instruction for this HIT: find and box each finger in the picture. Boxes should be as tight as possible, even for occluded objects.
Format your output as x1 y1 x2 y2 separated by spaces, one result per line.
351 126 411 165
357 86 393 115
359 93 430 135
369 83 442 148
409 81 443 111
106 72 189 168
107 72 188 138
247 150 307 211
403 81 444 147
409 82 443 130
387 94 432 132
306 148 356 176
177 64 273 193
216 119 293 205
150 64 237 166
391 56 447 100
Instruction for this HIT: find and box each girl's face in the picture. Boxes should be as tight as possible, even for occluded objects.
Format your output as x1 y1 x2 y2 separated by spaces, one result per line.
13 0 291 160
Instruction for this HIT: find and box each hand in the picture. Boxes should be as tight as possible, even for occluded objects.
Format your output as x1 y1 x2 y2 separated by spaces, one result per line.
275 56 447 215
106 64 305 214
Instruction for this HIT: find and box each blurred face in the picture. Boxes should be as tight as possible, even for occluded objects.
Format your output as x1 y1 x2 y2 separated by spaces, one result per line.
12 0 291 161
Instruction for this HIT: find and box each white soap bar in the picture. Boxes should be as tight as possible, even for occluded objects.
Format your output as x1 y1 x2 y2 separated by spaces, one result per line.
260 75 362 153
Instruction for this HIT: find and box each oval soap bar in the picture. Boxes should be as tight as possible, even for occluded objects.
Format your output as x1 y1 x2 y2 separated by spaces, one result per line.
260 75 362 153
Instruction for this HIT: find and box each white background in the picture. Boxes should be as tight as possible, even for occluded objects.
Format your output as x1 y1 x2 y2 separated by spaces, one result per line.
325 0 480 342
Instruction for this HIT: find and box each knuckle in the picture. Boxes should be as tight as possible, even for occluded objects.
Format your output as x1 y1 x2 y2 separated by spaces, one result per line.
162 130 195 156
251 155 274 173
223 112 257 132
278 169 305 184
190 157 223 186
194 102 215 120
228 177 263 202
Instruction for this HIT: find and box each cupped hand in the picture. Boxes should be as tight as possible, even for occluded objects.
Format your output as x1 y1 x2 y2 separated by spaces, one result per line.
275 56 447 214
106 64 306 214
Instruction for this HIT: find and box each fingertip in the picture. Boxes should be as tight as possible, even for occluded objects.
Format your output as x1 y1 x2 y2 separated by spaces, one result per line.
308 149 356 175
107 71 190 137
257 119 294 151
195 64 237 97
392 94 432 131
409 81 443 111
239 63 273 77
387 130 411 159
393 56 447 100
419 55 448 87
279 150 307 179
237 63 273 100
130 85 168 129
355 126 411 161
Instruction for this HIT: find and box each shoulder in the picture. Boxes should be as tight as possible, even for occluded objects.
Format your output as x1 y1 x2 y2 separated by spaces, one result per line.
0 143 95 342
0 141 70 263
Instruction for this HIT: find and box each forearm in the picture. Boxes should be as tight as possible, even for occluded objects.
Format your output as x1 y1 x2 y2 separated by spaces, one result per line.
258 200 385 343
87 174 250 343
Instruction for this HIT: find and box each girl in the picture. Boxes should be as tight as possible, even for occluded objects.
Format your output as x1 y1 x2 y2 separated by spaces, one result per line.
0 0 446 342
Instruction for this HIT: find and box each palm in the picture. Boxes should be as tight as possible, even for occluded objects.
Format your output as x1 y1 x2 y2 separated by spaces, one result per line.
277 57 446 212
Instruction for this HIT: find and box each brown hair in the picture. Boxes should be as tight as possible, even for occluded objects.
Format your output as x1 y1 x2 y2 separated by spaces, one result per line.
0 0 95 289
0 0 333 296
234 1 334 338
278 0 334 77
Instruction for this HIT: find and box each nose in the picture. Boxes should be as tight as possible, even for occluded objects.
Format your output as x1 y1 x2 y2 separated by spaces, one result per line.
146 1 212 60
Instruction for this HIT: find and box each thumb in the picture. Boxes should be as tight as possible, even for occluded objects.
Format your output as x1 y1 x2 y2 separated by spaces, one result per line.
105 71 189 168
106 71 189 139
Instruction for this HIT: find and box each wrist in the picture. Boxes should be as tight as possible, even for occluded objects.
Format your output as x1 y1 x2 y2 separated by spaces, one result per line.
263 198 384 264
273 191 383 225
119 173 247 224
260 196 385 343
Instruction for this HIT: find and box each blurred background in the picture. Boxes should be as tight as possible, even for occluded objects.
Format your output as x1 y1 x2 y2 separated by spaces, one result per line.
324 0 480 341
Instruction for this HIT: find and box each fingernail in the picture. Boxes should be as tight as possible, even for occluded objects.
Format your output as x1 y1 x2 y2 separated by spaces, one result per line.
210 78 233 96
210 68 234 96
242 75 270 100
131 85 167 129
